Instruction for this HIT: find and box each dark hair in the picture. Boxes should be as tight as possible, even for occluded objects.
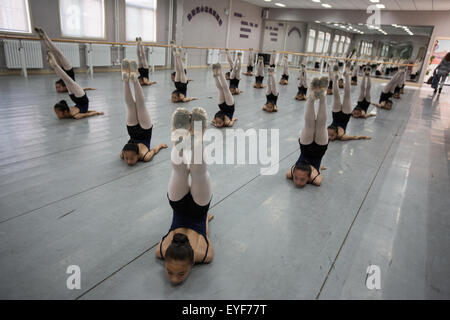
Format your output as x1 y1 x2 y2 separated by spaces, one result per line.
122 142 139 155
327 124 338 134
444 53 450 62
214 110 226 121
55 79 66 87
171 72 176 77
165 233 194 264
293 160 312 177
225 72 230 77
54 100 70 113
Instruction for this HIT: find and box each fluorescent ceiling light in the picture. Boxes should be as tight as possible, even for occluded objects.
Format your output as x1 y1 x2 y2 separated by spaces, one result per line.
264 0 271 2
376 4 385 8
312 0 321 3
275 2 286 7
322 3 332 8
369 0 380 3
315 20 321 23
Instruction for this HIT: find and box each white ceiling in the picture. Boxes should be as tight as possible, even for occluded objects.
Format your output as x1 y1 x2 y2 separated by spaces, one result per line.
316 22 433 36
243 0 450 11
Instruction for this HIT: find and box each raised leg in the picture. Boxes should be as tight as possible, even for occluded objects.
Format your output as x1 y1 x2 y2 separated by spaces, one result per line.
189 140 212 206
314 96 328 145
332 73 341 112
342 71 352 114
168 147 190 202
41 30 72 70
218 69 234 106
174 51 187 83
358 74 366 102
124 80 138 126
300 96 316 145
48 54 83 96
132 79 152 129
365 74 372 102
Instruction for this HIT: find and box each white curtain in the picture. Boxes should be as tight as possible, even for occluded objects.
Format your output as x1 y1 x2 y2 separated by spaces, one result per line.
125 0 156 42
59 0 105 38
0 0 31 33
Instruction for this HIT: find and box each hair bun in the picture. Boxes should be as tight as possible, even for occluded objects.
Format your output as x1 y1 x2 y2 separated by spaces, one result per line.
172 233 190 247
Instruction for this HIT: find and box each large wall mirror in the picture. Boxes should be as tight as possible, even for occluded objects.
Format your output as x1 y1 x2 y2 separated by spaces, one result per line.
262 20 433 83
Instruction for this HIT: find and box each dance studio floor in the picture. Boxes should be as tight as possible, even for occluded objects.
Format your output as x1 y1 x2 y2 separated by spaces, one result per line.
0 68 449 299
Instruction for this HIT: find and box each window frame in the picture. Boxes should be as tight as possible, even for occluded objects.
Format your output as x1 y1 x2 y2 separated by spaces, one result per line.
331 34 340 55
307 28 316 53
315 30 324 53
125 0 157 43
58 0 106 40
323 32 331 54
0 0 33 35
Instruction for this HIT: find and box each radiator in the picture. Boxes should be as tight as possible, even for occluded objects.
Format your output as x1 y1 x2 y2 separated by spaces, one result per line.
124 45 138 61
86 44 111 67
149 47 166 66
207 49 219 64
3 39 43 69
54 42 80 68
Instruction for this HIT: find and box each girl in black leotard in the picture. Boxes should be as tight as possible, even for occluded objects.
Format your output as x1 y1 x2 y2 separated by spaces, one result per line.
286 76 329 188
295 63 308 101
243 48 255 76
136 37 156 86
119 59 167 166
211 63 238 128
328 63 371 141
280 55 289 85
229 52 243 95
263 68 279 112
35 27 95 93
351 67 377 119
254 56 266 89
156 107 214 285
170 44 198 103
47 52 103 120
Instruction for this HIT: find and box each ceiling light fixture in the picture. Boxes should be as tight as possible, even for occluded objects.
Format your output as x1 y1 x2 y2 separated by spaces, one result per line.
369 0 380 3
322 3 332 8
274 2 286 7
376 4 385 9
312 0 321 3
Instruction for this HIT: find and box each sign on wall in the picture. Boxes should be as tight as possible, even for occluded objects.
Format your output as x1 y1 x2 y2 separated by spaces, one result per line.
187 5 223 26
235 12 258 40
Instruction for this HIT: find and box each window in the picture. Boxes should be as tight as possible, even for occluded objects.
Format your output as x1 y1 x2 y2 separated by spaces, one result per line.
381 44 389 57
343 37 351 55
337 36 345 54
360 41 373 56
331 34 339 55
0 0 32 33
59 0 105 38
323 33 331 54
126 0 157 42
307 29 316 52
315 31 324 53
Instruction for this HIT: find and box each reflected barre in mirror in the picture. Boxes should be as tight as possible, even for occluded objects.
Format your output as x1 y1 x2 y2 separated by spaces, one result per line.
261 20 433 83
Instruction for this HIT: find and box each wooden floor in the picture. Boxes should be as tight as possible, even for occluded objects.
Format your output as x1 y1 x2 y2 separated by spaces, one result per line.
0 68 449 299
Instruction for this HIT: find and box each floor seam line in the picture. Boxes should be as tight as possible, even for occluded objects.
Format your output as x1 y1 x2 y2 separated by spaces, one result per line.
73 148 299 298
314 107 412 300
0 157 168 224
